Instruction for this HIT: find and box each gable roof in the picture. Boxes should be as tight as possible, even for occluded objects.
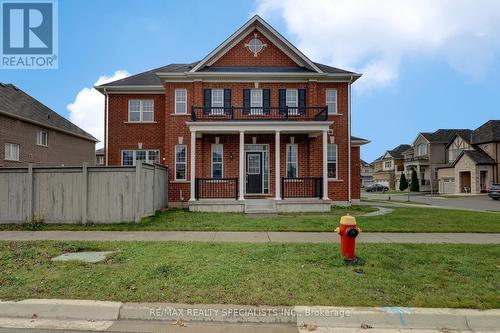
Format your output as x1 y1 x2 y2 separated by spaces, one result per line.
96 16 360 92
386 144 411 159
421 129 471 144
445 130 473 149
451 148 496 167
0 83 98 142
471 120 500 144
360 159 372 167
190 15 323 73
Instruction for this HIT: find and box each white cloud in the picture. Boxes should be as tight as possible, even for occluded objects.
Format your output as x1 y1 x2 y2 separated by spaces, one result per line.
67 70 130 148
255 0 500 90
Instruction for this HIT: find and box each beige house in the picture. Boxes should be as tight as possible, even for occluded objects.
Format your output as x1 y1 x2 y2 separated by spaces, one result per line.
402 129 471 192
373 144 410 189
360 159 374 188
437 121 499 194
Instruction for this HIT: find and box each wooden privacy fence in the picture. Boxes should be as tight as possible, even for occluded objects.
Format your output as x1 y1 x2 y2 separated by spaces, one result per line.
0 163 168 224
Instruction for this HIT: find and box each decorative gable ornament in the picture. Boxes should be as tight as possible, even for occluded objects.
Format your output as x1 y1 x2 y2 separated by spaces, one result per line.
245 33 267 57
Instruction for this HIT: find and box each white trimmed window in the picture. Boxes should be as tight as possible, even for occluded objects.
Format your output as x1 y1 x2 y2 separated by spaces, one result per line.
121 150 160 166
326 89 337 114
175 89 187 114
4 143 20 161
211 144 223 179
36 130 48 146
286 89 298 115
286 144 298 178
175 145 187 180
416 143 428 156
250 89 263 115
128 99 154 122
327 144 338 179
211 89 224 115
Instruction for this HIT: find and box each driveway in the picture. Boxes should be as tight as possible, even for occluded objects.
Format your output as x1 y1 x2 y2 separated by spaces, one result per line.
362 192 500 211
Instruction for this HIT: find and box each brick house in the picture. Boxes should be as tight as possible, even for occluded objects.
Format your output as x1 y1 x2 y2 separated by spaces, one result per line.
1 83 97 168
96 15 369 212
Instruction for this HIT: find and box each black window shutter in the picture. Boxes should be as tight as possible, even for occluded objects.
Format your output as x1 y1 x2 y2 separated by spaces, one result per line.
263 89 271 114
224 89 232 115
243 89 250 114
298 89 306 114
203 89 211 114
279 89 286 114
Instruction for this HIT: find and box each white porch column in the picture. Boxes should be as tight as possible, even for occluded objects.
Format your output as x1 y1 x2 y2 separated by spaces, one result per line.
239 131 245 200
322 130 330 200
189 130 196 201
275 131 281 200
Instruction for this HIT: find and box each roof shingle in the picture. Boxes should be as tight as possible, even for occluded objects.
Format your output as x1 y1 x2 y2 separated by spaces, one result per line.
0 83 97 142
471 120 500 144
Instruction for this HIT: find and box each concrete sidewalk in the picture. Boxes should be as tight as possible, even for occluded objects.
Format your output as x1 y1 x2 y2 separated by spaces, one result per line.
0 231 498 244
0 299 499 332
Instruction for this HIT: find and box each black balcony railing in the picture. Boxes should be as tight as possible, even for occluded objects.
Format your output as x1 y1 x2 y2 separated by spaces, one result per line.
281 177 323 199
195 178 238 200
405 155 429 162
191 106 328 122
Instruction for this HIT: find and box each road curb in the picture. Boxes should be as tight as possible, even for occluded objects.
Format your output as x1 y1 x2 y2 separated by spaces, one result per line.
0 299 122 321
0 300 498 330
295 306 500 330
120 303 295 324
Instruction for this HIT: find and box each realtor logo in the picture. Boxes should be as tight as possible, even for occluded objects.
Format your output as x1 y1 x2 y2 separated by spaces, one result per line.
1 0 58 69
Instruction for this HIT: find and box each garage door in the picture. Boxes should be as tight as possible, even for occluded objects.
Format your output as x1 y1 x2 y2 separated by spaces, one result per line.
442 178 455 193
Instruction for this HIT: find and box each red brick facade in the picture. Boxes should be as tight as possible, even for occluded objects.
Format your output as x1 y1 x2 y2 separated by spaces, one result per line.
103 17 363 205
212 29 298 68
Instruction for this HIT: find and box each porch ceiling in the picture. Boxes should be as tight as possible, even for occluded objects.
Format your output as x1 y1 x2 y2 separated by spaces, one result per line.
186 121 333 134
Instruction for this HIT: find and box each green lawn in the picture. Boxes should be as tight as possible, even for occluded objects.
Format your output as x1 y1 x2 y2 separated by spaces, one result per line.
0 241 497 309
361 198 430 205
0 206 499 233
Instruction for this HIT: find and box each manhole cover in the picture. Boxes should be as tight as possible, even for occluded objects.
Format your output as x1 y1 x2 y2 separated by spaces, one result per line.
51 251 114 263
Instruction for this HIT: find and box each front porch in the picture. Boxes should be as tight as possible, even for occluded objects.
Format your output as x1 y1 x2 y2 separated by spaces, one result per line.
187 120 333 212
189 198 332 213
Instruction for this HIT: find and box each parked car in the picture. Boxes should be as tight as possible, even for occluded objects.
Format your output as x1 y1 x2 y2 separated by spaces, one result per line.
488 184 500 200
365 183 389 192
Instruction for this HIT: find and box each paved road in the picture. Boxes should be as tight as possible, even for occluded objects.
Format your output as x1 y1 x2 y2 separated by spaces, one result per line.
0 231 498 244
363 192 500 211
0 322 298 333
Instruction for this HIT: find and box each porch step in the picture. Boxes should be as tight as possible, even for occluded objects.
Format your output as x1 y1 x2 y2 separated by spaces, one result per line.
244 199 276 214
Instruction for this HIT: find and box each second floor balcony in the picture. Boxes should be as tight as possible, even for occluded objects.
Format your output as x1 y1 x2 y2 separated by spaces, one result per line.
405 155 429 162
191 106 328 122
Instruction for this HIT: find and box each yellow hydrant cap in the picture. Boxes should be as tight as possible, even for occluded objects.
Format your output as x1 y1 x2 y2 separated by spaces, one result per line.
340 214 357 226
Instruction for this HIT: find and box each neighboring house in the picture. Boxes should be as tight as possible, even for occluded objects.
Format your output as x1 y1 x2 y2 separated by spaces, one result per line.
372 144 410 189
360 159 373 188
95 148 105 166
95 15 369 212
404 129 472 192
437 120 499 194
1 83 97 167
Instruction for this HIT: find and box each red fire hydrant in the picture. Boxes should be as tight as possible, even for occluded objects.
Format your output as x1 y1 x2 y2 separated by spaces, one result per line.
335 214 361 261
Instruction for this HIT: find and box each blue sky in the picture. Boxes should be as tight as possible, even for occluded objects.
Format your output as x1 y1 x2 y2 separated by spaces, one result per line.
2 0 499 162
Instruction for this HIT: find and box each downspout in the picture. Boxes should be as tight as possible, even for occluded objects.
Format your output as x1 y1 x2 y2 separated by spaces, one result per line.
104 88 109 166
348 75 353 203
